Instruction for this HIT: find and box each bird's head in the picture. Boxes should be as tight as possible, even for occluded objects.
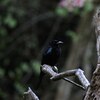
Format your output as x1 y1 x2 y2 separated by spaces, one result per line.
50 40 63 47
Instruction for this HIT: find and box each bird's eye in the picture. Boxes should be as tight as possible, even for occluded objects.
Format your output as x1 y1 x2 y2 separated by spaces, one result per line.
57 41 63 44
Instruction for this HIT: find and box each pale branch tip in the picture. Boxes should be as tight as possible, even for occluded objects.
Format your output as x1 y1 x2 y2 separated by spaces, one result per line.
23 87 39 100
75 69 90 89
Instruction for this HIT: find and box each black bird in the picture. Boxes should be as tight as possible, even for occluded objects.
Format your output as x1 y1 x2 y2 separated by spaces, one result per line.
36 40 63 89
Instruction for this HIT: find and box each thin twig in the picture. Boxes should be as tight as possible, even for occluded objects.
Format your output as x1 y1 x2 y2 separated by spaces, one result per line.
63 78 85 90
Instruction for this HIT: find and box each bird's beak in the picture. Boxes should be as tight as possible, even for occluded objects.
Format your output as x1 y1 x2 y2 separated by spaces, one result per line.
57 41 63 44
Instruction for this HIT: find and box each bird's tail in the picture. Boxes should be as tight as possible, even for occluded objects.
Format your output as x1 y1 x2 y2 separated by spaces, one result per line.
36 71 45 90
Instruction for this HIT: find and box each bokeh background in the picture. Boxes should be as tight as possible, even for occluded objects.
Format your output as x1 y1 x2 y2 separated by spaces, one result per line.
0 0 98 100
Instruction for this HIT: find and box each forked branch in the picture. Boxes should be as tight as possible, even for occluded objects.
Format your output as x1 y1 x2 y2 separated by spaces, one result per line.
42 64 90 90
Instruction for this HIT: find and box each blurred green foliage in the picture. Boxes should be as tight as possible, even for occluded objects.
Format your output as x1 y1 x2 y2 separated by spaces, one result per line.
0 0 10 5
84 1 93 13
66 30 79 42
4 14 17 28
31 60 40 74
55 7 68 17
0 28 7 36
14 82 25 94
55 0 94 17
0 68 5 77
0 89 7 100
20 63 30 72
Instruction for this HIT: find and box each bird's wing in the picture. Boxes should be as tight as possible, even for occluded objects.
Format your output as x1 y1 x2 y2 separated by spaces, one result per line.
46 47 52 54
43 46 52 56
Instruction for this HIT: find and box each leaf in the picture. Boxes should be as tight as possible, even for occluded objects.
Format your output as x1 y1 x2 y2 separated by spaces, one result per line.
20 63 29 72
31 60 40 74
73 8 80 15
84 1 93 12
66 30 79 42
55 7 68 17
15 82 25 93
4 14 17 28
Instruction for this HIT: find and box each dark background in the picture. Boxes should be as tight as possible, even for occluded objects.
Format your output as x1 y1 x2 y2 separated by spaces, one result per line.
0 0 98 100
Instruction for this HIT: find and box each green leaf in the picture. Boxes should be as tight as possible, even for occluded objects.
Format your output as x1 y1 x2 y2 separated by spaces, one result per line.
20 63 29 72
31 60 40 74
55 7 68 17
4 14 17 28
73 8 80 15
66 30 79 42
15 82 25 93
84 1 93 13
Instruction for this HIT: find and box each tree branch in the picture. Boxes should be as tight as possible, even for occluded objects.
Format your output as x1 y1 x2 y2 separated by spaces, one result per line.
42 64 90 90
23 64 90 100
23 87 39 100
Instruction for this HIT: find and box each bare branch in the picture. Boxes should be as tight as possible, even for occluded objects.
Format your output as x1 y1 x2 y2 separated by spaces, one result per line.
42 64 90 90
50 69 77 80
23 87 39 100
75 69 90 89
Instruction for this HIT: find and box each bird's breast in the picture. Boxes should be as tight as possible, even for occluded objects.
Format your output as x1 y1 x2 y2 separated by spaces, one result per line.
41 47 61 66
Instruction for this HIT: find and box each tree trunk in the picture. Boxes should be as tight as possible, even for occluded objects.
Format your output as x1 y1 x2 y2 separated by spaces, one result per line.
84 7 100 100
